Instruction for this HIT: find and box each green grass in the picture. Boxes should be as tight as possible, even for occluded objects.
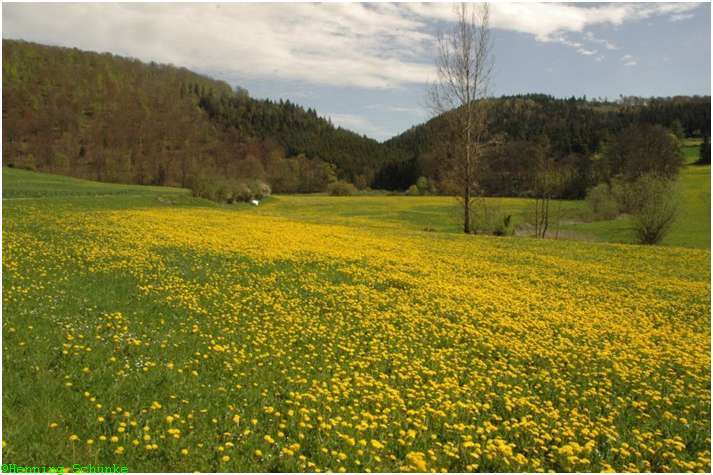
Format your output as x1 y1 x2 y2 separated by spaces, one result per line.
2 167 710 472
682 138 703 165
254 194 537 233
257 139 709 249
561 163 711 248
4 160 709 248
562 139 710 248
2 167 187 199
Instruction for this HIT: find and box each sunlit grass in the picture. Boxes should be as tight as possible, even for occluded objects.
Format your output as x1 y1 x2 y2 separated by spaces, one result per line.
2 168 710 472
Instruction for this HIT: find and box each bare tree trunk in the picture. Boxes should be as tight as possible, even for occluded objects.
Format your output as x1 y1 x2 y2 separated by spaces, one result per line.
464 184 471 234
427 2 493 235
464 118 472 234
542 196 550 238
463 12 473 234
555 199 562 240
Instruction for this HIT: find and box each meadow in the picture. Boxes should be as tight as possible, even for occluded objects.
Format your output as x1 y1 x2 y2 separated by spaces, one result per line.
252 142 711 249
2 167 711 472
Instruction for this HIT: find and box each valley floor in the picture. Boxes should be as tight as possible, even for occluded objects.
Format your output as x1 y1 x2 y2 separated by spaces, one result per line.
2 168 711 472
255 166 710 250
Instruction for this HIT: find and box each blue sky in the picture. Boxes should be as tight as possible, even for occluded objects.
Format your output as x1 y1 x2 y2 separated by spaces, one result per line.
3 2 710 141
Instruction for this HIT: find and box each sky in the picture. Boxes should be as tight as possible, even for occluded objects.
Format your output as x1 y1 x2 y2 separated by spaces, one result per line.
2 2 711 141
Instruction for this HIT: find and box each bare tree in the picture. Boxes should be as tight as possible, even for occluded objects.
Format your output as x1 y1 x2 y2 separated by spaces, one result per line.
531 159 563 239
428 2 494 234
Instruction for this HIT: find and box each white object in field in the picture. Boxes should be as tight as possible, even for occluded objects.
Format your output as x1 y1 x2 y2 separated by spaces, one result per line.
250 199 260 206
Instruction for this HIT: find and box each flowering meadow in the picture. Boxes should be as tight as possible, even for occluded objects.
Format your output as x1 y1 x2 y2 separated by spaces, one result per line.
2 172 711 472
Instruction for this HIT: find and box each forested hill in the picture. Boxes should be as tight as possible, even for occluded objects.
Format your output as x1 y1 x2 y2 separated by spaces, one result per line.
3 39 710 195
2 39 389 191
378 94 710 192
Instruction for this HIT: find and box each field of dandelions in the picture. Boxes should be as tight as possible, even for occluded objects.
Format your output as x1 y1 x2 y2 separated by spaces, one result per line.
2 169 710 472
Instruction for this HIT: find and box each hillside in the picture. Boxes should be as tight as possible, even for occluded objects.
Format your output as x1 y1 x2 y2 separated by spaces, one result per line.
380 94 710 195
2 40 389 191
3 40 710 196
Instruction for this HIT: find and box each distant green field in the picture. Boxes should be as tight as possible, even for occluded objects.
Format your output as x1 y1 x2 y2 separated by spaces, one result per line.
563 163 710 248
254 194 567 234
256 139 709 248
3 156 710 249
2 167 187 198
563 139 709 248
682 138 704 164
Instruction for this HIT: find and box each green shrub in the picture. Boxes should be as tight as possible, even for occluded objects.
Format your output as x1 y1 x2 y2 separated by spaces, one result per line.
472 200 514 236
214 182 230 203
327 180 357 196
249 180 272 200
627 174 680 245
416 176 429 195
406 184 419 196
189 176 271 203
493 215 514 236
585 183 619 220
229 182 252 203
609 178 639 214
697 136 710 165
188 176 212 199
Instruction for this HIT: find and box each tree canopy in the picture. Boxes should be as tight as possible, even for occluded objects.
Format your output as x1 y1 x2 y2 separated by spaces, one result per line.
3 40 710 197
2 40 389 192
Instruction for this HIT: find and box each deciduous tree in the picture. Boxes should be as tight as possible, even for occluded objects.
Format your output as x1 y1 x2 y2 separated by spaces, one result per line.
428 2 494 234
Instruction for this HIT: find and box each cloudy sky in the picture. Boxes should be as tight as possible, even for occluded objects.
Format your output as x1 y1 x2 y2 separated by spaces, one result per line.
3 2 711 141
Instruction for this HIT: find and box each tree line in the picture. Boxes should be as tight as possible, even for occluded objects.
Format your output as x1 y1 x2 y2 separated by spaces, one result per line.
2 39 389 194
3 39 710 202
381 94 710 198
421 2 706 244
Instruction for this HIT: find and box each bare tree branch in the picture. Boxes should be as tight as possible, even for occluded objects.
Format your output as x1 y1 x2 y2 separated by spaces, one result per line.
426 2 494 234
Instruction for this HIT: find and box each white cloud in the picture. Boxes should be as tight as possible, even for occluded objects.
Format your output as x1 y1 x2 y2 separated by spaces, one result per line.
405 2 700 41
365 104 428 117
577 48 598 56
584 31 619 51
620 54 638 67
2 2 702 89
3 3 434 89
327 113 394 142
